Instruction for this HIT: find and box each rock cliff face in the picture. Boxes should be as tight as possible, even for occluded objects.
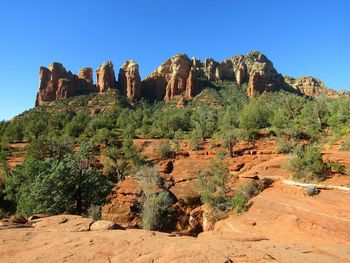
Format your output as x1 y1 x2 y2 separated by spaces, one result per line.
284 76 338 97
35 51 346 107
142 54 194 101
221 51 283 97
118 60 142 101
96 61 117 93
35 63 96 106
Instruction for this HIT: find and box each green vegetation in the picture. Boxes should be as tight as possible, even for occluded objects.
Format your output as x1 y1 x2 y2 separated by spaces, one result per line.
199 161 231 212
137 166 173 231
287 143 329 181
1 81 350 226
159 141 173 159
4 140 113 216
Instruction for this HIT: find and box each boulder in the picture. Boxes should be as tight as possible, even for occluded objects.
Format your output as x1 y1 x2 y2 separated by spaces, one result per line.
96 61 117 93
90 220 119 231
118 60 142 100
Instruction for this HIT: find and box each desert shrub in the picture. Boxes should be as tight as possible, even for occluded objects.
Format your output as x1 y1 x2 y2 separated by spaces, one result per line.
122 137 144 168
137 166 173 231
287 143 329 181
230 194 248 213
141 191 172 231
173 130 182 152
159 141 173 159
339 141 350 151
230 181 266 213
306 186 320 196
276 138 297 154
220 129 243 157
199 161 231 212
329 161 346 174
215 151 226 160
88 204 102 221
190 128 202 151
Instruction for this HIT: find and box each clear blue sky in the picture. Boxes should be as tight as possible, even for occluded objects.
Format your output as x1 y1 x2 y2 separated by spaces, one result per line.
1 0 349 120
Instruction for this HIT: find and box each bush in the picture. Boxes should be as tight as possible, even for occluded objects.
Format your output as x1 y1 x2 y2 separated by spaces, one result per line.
276 138 296 154
199 161 231 212
230 181 266 213
88 205 101 221
339 141 350 151
137 166 173 231
190 129 202 151
329 161 346 174
141 191 172 231
287 143 329 181
159 141 173 159
230 194 248 213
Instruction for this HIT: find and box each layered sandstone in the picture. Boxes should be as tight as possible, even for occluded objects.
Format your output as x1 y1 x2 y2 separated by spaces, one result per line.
284 76 338 97
142 54 195 101
35 63 96 106
35 51 346 107
118 60 142 101
96 61 117 93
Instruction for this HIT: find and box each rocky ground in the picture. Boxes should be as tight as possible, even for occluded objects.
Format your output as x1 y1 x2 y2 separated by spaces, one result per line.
2 138 350 262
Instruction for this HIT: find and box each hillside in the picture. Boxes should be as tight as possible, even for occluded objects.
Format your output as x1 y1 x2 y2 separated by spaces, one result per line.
1 57 350 262
35 51 344 107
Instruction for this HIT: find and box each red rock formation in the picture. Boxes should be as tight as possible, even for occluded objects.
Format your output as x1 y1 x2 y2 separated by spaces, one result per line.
35 51 345 106
78 68 93 84
185 67 197 98
142 54 192 101
284 76 338 97
35 63 97 106
101 179 141 228
118 60 142 101
96 61 117 93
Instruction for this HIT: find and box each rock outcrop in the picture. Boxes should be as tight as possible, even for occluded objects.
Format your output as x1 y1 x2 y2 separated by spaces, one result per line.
101 179 141 228
284 76 338 97
35 63 96 106
118 60 142 101
96 61 117 93
142 54 194 101
35 51 346 107
221 51 283 97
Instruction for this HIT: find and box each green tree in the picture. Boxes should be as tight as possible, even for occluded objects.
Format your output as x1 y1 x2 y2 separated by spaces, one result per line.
191 107 218 141
4 140 113 216
220 129 244 158
199 161 231 211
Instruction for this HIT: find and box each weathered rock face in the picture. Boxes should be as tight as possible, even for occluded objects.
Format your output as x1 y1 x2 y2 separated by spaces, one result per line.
284 76 338 97
35 51 345 106
78 68 93 84
186 67 197 99
221 51 283 97
118 60 142 101
203 58 220 81
142 54 193 101
35 63 96 106
96 61 117 93
101 178 141 228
